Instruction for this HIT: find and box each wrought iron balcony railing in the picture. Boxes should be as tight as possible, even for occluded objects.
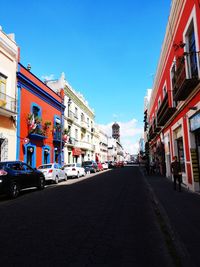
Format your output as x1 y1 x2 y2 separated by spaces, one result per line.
173 51 200 101
0 92 17 114
157 93 176 126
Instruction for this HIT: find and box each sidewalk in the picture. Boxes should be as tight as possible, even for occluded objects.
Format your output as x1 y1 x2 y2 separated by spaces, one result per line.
141 167 200 267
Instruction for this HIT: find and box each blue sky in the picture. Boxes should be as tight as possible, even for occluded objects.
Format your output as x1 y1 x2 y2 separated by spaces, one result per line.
1 0 171 153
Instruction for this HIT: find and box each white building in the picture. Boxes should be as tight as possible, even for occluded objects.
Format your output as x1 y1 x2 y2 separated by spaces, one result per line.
0 27 18 161
98 129 108 162
47 73 95 164
108 137 117 161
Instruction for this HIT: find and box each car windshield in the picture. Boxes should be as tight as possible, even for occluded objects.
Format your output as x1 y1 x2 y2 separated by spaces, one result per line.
65 164 75 167
38 164 52 169
82 161 92 166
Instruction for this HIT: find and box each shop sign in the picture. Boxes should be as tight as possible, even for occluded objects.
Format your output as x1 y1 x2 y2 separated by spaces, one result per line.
190 112 200 132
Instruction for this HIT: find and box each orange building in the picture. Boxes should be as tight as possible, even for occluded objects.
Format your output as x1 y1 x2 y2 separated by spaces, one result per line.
17 64 65 168
146 0 200 191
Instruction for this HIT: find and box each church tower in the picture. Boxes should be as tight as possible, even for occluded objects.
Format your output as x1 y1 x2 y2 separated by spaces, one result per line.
112 122 120 142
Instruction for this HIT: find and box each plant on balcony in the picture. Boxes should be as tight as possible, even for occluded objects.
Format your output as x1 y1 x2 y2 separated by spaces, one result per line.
63 128 69 135
27 113 46 136
44 121 52 130
62 128 70 142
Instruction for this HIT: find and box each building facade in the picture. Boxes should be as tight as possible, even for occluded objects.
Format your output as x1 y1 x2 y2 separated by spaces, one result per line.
147 0 200 191
17 64 65 167
0 28 18 161
47 73 95 164
98 129 108 162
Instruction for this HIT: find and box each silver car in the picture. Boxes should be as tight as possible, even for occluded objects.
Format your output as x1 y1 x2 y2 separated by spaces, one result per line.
38 163 67 184
63 163 86 178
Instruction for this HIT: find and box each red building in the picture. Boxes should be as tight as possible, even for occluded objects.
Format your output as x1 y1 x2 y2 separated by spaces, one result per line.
147 0 200 191
17 63 65 168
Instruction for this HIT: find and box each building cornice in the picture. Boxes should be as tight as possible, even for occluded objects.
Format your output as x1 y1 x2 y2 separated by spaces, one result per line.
64 85 95 119
149 0 186 113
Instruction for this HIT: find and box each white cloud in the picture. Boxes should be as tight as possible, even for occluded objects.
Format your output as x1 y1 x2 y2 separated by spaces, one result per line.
98 118 143 154
41 74 55 81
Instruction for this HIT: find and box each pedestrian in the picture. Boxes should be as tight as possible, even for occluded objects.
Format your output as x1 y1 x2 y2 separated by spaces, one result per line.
171 156 182 192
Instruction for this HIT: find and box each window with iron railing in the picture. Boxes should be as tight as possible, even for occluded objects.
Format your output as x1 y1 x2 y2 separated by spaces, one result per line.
0 73 6 97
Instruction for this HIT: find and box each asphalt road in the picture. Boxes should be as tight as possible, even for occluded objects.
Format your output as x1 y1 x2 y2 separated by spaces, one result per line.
0 166 174 267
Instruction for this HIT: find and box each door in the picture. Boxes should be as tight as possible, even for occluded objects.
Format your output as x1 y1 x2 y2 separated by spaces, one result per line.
21 163 36 188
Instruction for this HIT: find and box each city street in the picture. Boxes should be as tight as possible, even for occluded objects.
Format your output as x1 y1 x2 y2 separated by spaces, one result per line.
0 166 173 267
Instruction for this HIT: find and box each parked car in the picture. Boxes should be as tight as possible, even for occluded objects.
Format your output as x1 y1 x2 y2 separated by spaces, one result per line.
62 163 85 178
108 161 116 168
97 162 103 172
102 162 109 170
0 161 45 198
82 161 98 173
37 163 67 184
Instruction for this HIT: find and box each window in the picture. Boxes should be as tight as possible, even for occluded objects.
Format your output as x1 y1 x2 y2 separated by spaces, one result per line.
183 7 200 79
75 129 78 140
170 63 177 107
186 21 198 77
75 107 78 118
81 113 85 122
158 98 161 109
0 73 7 100
163 86 167 98
87 118 89 127
33 105 40 117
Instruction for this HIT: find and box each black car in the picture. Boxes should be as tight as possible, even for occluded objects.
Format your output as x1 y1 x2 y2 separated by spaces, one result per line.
0 161 45 198
82 160 98 173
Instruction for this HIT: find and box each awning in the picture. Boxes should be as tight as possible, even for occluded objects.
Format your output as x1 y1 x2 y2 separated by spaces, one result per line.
72 148 82 156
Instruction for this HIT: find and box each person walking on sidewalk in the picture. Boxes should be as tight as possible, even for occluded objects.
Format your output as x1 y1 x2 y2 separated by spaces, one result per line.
171 156 182 192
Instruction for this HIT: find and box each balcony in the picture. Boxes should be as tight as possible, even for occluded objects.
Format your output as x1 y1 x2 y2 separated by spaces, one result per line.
0 92 17 116
81 120 88 130
67 137 76 146
157 93 176 126
173 52 200 101
29 127 47 140
148 125 157 140
53 131 62 142
75 141 95 151
67 110 75 122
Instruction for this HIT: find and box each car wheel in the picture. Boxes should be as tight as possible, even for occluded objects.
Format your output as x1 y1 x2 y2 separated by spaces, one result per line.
8 182 20 198
77 172 80 178
55 176 59 184
65 174 68 181
38 177 45 190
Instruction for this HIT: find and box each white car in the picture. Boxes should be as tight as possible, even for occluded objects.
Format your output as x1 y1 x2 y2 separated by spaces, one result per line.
63 163 86 178
102 162 109 170
38 163 67 184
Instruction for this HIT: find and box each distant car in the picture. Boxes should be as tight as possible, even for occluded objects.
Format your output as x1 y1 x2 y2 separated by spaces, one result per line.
62 163 85 178
0 161 45 198
97 162 103 172
38 163 67 184
102 162 109 170
116 161 124 168
82 161 98 173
